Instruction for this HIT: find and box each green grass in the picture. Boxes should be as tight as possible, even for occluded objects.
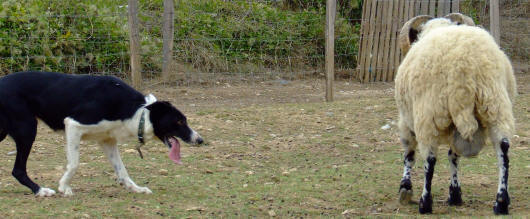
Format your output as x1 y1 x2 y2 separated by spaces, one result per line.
0 78 529 217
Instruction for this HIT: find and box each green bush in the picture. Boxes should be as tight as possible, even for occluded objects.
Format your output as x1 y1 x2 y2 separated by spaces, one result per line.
0 0 128 75
167 0 360 73
0 0 361 77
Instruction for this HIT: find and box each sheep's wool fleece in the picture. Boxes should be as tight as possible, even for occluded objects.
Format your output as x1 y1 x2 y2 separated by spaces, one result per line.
395 20 516 158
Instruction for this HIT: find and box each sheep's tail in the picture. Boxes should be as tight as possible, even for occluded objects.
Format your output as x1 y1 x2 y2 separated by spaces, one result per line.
448 80 486 157
448 71 514 157
448 83 479 141
450 103 486 157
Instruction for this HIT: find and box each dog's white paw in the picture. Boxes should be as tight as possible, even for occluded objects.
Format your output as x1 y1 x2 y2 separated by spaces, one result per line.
58 185 74 197
132 186 152 194
36 187 56 197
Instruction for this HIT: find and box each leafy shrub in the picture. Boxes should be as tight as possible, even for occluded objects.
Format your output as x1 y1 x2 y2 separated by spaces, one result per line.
0 0 361 77
0 0 128 75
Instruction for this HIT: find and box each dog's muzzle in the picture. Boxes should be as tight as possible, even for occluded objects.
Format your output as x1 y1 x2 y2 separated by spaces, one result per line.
190 130 204 145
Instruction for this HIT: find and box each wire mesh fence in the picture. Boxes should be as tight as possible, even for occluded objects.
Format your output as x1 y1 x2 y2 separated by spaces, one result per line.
0 0 528 88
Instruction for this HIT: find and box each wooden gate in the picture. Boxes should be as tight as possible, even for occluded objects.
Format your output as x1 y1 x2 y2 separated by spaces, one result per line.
356 0 461 83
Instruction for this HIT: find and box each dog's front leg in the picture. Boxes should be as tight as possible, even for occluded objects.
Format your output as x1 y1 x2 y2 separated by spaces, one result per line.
101 141 152 194
58 118 82 196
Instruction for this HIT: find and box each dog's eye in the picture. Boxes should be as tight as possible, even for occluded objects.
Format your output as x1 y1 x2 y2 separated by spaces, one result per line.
177 120 184 125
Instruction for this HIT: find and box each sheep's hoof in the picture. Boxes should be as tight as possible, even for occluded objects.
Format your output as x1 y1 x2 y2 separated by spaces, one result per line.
419 194 433 214
399 188 413 205
447 185 463 206
399 179 413 205
493 191 510 215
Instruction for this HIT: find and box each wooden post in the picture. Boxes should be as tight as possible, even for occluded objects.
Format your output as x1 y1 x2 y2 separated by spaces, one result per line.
325 0 336 102
490 0 500 44
128 0 142 89
162 0 175 81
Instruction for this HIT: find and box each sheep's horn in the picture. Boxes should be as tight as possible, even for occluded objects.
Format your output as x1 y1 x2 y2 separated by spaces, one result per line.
399 15 433 56
444 13 475 26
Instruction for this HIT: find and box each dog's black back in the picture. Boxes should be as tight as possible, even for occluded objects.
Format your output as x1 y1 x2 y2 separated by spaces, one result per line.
0 71 146 130
0 71 204 196
0 71 149 194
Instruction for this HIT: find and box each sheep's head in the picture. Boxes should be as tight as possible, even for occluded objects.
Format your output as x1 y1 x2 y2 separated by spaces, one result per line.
399 13 475 55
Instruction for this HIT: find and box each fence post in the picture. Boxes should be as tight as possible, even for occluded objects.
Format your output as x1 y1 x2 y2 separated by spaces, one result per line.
490 0 500 44
162 0 175 81
128 0 142 89
325 0 336 102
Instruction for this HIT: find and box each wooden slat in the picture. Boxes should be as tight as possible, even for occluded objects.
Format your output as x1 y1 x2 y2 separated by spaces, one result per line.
452 0 459 12
387 0 401 81
437 0 445 17
408 0 416 19
359 0 375 82
370 0 384 82
404 0 409 19
396 0 407 77
375 0 389 81
360 0 375 82
429 0 436 15
415 0 422 15
400 0 415 74
420 0 429 14
362 0 377 82
402 1 409 27
380 0 394 81
357 0 371 82
363 0 378 82
444 0 451 14
377 0 388 81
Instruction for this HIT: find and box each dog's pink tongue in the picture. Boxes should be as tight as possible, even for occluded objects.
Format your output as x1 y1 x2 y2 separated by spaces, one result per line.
168 138 182 165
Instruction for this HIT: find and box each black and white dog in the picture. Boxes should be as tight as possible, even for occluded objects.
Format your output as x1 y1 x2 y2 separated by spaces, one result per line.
0 71 203 197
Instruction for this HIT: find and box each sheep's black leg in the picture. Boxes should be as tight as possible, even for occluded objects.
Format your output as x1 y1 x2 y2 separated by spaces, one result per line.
398 135 416 205
447 149 463 206
493 138 510 215
419 152 436 214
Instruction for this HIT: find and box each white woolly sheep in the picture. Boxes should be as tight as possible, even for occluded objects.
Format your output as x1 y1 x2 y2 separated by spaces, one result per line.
394 13 517 215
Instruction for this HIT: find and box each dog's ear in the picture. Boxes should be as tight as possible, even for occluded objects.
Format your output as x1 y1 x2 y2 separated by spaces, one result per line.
145 101 171 113
145 94 157 105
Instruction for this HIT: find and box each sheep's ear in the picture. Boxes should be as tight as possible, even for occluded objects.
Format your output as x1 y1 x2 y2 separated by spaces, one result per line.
399 15 433 56
444 13 475 26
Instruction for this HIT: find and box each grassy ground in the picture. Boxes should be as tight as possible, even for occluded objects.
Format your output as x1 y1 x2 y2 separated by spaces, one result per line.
0 74 528 217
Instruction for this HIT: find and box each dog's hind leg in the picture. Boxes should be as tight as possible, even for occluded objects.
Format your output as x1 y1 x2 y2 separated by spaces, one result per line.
100 139 152 194
58 118 82 196
10 117 55 197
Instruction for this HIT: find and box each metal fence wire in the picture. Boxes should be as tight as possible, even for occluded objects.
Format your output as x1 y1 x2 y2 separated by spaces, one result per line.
0 0 527 87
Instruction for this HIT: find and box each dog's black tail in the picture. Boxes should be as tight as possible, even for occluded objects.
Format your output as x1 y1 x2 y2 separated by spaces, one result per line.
0 107 6 142
0 129 6 142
